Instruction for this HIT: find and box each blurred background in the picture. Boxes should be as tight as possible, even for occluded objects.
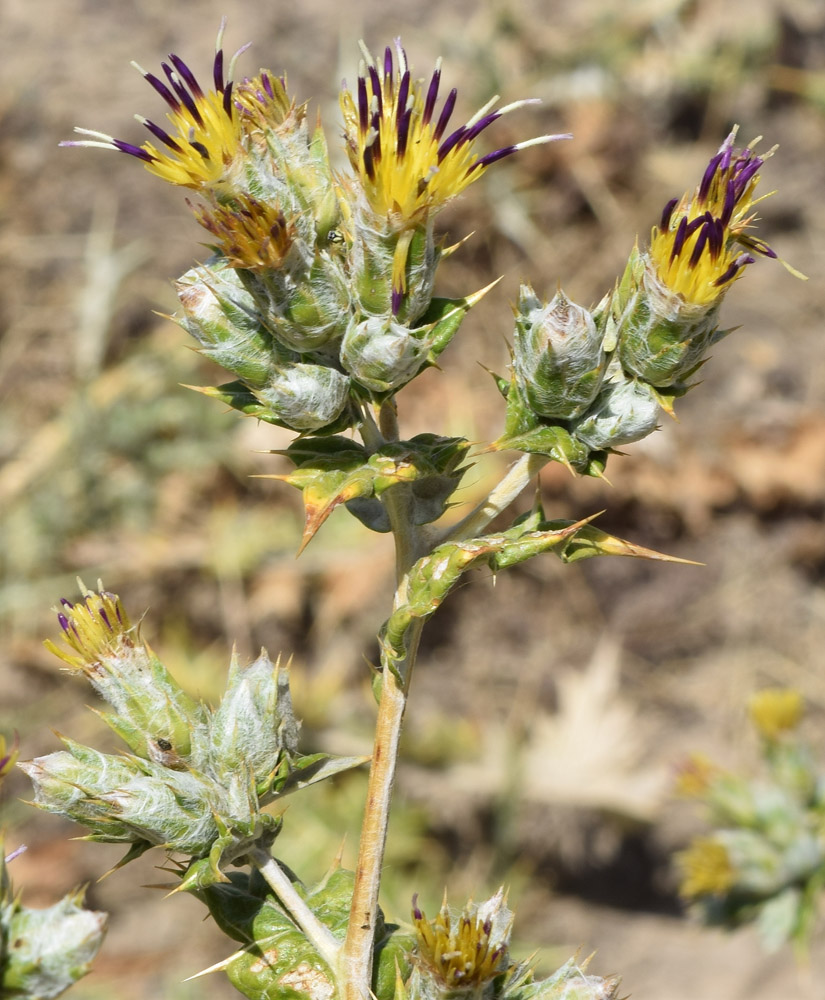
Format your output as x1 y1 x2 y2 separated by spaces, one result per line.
1 0 824 996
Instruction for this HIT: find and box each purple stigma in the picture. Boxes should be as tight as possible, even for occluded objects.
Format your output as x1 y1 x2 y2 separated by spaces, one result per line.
141 118 184 153
168 54 204 99
422 67 440 126
112 139 156 163
213 48 225 92
660 197 679 230
433 88 457 142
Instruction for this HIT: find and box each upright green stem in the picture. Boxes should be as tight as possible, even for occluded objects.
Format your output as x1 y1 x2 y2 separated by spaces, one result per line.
343 401 423 1000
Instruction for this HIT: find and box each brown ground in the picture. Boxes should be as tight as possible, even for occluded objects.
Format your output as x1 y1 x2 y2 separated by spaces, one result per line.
1 1 825 998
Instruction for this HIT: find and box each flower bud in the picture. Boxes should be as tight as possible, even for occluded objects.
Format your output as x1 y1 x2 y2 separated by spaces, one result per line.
253 362 352 432
0 868 106 1000
615 249 721 387
513 285 606 419
572 377 660 451
209 651 300 794
340 315 432 394
176 261 286 388
240 250 352 353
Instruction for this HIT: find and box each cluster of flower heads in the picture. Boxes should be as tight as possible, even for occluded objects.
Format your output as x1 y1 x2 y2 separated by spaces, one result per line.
64 23 787 471
676 689 825 953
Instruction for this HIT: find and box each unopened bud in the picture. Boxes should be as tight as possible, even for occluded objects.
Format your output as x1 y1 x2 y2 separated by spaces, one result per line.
513 285 606 419
241 250 352 353
253 363 352 432
340 315 432 394
573 377 660 451
176 262 286 388
209 651 300 794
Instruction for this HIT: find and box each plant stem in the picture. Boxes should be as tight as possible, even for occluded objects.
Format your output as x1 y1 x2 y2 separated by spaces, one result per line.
249 847 342 970
343 399 423 1000
437 453 549 544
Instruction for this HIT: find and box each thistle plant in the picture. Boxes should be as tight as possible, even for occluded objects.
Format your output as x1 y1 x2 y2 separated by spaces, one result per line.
9 19 795 999
676 689 825 955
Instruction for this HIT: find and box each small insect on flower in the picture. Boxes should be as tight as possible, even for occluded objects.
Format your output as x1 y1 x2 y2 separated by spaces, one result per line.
60 19 292 192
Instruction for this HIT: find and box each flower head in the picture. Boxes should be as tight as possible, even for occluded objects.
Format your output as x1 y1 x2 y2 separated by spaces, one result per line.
678 836 736 898
44 587 133 672
61 21 293 191
649 128 778 305
341 39 568 225
192 193 297 270
748 688 804 741
412 889 513 989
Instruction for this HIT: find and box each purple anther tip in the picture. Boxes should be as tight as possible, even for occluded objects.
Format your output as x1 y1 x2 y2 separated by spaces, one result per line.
472 144 518 170
464 110 502 143
357 75 369 133
112 140 156 163
58 613 71 632
99 609 112 630
168 54 203 99
482 917 492 935
188 139 211 160
60 598 74 608
422 67 441 126
671 215 688 259
384 45 394 82
688 225 708 267
433 88 457 142
391 286 403 316
141 117 184 153
368 65 383 116
213 48 225 92
144 70 181 111
660 197 678 230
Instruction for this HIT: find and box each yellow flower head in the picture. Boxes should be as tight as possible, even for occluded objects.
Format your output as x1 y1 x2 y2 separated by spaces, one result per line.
649 128 778 305
748 687 804 741
340 39 569 225
191 192 296 270
44 587 133 672
678 837 736 898
62 21 293 191
0 733 18 783
412 890 513 989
